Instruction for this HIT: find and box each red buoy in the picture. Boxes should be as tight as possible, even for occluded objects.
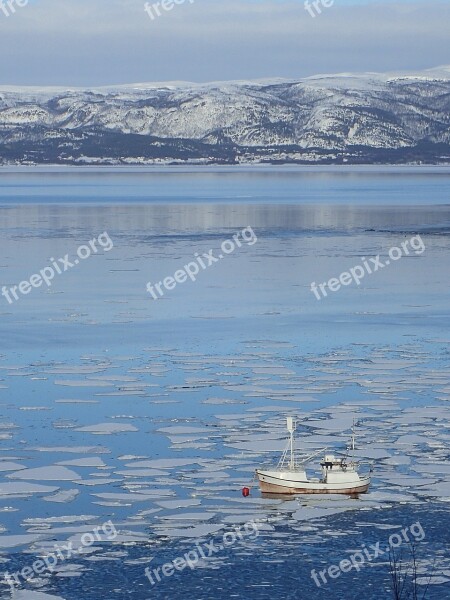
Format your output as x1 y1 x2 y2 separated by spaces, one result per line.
242 486 250 497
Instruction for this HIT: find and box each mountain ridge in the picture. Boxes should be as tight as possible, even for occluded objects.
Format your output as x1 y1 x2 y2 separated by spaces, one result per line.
1 67 450 165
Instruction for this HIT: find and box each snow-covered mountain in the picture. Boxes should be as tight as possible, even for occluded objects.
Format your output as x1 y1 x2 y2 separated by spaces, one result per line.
1 67 450 165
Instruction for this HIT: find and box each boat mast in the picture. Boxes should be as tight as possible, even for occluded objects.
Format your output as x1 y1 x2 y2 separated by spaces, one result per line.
287 417 295 470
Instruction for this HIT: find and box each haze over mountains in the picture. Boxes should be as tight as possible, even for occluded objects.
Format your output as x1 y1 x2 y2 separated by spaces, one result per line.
1 67 449 165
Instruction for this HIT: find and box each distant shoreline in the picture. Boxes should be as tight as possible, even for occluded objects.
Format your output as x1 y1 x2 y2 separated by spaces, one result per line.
1 164 450 172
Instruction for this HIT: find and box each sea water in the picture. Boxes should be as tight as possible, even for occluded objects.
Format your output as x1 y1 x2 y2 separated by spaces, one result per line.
0 167 449 599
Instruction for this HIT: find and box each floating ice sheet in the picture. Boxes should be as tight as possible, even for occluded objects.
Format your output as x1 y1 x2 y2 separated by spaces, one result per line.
12 592 66 600
75 423 138 434
8 467 81 481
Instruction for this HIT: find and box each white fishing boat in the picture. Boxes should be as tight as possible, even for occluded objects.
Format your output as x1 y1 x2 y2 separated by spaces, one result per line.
256 417 371 495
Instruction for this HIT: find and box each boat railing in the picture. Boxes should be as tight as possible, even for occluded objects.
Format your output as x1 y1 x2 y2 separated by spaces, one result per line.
276 445 328 471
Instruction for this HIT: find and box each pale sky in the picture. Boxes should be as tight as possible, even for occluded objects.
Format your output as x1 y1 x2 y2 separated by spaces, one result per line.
0 0 449 86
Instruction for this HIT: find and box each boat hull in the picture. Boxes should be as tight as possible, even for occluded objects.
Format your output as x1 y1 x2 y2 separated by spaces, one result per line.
256 470 370 495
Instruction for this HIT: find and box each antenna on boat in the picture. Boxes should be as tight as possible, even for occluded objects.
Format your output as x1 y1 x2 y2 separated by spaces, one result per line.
286 416 296 470
351 418 356 461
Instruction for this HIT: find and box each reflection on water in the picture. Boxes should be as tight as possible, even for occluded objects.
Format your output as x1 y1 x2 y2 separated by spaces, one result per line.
0 198 449 352
1 202 450 236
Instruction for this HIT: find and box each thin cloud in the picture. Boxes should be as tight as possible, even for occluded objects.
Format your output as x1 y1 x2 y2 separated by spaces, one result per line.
0 0 448 85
